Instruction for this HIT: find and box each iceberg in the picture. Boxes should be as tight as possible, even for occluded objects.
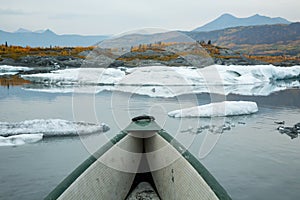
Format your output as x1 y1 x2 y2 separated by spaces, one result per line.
168 101 258 118
21 65 300 86
208 65 300 85
0 65 33 76
0 134 43 146
0 71 19 76
0 119 110 137
21 68 125 85
21 65 300 97
119 66 205 86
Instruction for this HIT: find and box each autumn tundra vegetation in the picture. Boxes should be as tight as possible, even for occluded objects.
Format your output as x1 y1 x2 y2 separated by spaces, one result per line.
0 41 299 66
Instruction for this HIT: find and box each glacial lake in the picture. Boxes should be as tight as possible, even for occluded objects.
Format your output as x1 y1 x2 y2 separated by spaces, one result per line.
0 83 300 200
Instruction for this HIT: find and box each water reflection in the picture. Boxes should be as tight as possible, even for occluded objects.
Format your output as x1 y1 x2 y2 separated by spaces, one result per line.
20 78 300 98
0 75 31 87
179 115 252 135
1 81 300 200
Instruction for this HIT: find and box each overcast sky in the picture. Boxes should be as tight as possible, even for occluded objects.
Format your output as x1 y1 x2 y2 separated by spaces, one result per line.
1 0 299 35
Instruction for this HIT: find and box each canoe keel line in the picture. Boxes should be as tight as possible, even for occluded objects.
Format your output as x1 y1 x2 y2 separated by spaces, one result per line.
45 116 231 200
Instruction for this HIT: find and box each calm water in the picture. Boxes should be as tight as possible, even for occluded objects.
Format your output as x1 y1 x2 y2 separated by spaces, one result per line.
0 85 300 200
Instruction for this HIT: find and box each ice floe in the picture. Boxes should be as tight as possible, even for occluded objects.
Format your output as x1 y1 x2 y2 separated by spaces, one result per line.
21 68 125 85
0 119 110 137
210 65 300 85
21 65 300 97
180 121 235 134
168 101 258 118
0 134 43 146
0 65 33 76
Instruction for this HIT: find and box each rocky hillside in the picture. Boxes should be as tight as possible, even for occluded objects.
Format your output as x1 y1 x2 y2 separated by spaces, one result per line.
187 23 300 56
108 42 265 67
1 42 299 68
0 45 93 69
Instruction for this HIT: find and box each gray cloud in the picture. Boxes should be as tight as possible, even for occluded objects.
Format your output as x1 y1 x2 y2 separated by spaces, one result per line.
0 0 299 35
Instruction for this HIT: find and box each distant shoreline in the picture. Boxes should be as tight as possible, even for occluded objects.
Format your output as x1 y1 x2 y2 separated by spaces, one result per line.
0 44 299 68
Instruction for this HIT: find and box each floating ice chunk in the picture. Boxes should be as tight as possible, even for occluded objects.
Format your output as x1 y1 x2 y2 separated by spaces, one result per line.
0 134 43 146
131 65 300 86
0 65 33 72
20 65 300 97
120 66 204 86
168 101 258 118
0 65 33 76
22 68 125 85
0 119 110 137
208 65 300 85
0 72 19 76
20 65 300 86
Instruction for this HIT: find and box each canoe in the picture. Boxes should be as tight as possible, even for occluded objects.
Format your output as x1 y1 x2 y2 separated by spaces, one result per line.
45 116 231 200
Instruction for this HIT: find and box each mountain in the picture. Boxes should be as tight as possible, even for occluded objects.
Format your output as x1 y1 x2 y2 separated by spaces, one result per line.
0 29 109 47
34 29 49 33
14 28 31 33
193 13 291 32
187 22 300 56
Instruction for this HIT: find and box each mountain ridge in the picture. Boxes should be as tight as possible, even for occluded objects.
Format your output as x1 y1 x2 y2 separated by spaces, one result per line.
187 22 300 56
0 29 108 47
193 13 291 32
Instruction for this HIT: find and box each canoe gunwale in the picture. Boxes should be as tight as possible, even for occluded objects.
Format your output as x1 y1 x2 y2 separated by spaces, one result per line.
44 132 127 200
158 130 232 200
45 119 232 200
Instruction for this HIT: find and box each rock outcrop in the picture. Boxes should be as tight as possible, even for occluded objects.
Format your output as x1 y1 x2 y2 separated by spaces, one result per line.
1 44 298 68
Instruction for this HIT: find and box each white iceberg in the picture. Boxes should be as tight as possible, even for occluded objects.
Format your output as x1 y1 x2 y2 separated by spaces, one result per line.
0 65 33 76
209 65 300 85
0 134 43 146
0 119 110 137
119 66 204 86
168 101 258 118
122 65 300 86
21 68 125 85
21 65 300 86
0 71 19 76
21 65 300 97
